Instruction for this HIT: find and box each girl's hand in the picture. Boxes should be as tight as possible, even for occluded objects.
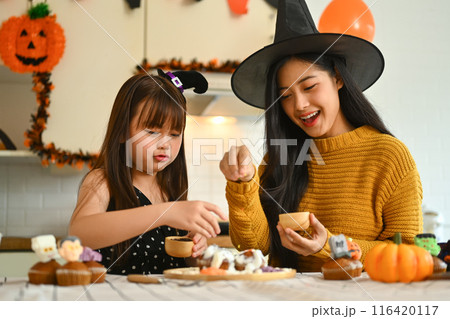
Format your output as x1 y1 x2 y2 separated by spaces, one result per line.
187 232 208 258
161 201 227 239
276 213 327 256
220 145 255 182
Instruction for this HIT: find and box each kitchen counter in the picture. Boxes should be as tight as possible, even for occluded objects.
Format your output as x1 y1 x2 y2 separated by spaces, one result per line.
1 272 449 301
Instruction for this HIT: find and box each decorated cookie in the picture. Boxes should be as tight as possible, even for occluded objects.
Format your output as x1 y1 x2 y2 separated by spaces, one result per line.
329 234 351 259
57 236 83 262
32 234 60 262
347 238 362 260
415 234 446 274
56 236 91 286
415 233 441 256
28 235 61 285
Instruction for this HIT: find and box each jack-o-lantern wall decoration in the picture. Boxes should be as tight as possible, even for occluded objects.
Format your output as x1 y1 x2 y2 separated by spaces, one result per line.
0 3 65 73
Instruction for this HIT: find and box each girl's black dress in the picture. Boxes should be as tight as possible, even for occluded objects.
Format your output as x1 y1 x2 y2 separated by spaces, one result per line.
97 187 187 275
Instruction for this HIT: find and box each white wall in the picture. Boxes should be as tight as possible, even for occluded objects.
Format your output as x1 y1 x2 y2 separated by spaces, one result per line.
1 0 450 241
0 0 276 153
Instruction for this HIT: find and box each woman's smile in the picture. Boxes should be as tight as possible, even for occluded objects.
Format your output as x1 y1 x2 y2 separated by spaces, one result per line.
277 58 352 138
299 110 320 127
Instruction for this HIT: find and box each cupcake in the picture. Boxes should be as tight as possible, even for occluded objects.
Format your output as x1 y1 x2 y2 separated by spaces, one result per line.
322 258 363 280
80 246 106 283
28 235 61 285
322 234 362 280
234 249 267 272
197 245 234 270
56 236 91 286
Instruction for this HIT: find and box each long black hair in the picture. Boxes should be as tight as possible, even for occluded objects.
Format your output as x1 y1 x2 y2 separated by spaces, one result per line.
90 74 188 264
260 53 393 270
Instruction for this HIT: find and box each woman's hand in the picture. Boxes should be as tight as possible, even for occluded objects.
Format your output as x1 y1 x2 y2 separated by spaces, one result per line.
187 232 208 258
160 201 227 239
220 145 255 182
276 213 327 256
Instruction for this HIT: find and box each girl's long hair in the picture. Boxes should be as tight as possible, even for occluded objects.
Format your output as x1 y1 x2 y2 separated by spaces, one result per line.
260 54 393 270
91 73 188 262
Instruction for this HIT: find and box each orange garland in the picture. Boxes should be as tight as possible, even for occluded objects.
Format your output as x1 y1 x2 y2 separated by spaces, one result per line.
136 58 240 74
24 72 98 169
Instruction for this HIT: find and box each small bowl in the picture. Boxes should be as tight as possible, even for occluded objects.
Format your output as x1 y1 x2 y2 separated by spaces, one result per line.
165 236 194 258
279 212 310 231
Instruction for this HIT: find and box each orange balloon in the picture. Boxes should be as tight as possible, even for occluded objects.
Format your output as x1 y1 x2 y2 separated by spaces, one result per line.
227 0 248 15
318 0 375 42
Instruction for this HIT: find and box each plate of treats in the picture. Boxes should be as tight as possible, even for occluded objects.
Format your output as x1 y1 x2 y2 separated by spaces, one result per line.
163 245 296 281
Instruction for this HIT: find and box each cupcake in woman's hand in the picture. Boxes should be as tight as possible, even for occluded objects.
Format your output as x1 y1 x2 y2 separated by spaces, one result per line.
80 247 106 283
28 235 61 285
56 236 91 286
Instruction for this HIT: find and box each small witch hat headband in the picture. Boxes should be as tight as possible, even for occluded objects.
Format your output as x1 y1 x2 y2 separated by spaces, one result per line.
157 69 208 95
231 0 384 109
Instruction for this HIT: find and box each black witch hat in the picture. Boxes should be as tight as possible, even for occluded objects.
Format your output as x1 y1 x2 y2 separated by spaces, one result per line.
157 69 208 95
231 0 384 109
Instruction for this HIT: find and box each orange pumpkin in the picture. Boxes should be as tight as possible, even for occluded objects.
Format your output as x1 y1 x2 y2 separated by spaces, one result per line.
0 4 65 73
364 233 433 283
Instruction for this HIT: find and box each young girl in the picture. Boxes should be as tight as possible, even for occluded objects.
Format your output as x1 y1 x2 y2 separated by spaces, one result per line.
220 0 422 272
69 70 226 275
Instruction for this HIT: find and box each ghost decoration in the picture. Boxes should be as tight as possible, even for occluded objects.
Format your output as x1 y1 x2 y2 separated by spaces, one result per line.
31 234 60 263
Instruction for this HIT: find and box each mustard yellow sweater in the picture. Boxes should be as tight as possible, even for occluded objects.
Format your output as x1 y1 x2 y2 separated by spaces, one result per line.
226 125 423 272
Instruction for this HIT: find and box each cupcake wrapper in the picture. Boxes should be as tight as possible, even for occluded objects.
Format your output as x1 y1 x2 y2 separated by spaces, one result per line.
28 269 57 285
56 269 92 286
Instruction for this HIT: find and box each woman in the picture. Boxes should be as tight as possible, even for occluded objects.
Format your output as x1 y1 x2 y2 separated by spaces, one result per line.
220 0 422 272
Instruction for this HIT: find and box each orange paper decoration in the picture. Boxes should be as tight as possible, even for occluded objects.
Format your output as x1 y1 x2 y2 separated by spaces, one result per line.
318 0 375 42
0 4 65 73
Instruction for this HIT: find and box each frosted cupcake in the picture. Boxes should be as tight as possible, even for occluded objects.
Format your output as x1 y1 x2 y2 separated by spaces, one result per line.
321 235 362 280
56 236 91 286
80 247 106 283
235 249 267 272
197 245 235 270
28 235 61 285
